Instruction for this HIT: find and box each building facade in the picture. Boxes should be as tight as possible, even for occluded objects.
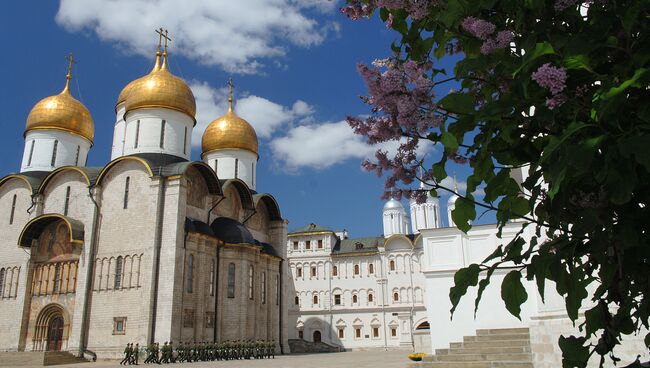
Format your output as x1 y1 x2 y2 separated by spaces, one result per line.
287 189 442 352
0 41 288 358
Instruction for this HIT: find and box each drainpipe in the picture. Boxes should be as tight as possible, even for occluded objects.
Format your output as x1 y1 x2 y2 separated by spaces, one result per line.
213 242 220 342
279 258 284 354
408 245 416 351
79 185 100 359
149 177 166 344
379 252 387 351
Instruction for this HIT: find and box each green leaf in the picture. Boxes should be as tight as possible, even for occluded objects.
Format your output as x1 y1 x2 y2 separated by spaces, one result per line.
474 267 495 318
563 54 593 72
441 132 459 150
449 264 481 316
452 195 476 233
501 271 528 320
513 42 555 76
600 68 648 100
559 335 590 368
439 93 476 115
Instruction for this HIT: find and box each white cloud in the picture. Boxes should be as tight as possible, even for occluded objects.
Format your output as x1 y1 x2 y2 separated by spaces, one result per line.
56 0 338 73
190 81 314 146
269 121 434 171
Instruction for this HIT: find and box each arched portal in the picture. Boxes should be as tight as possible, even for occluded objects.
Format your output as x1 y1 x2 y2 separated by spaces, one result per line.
47 316 64 351
313 330 322 343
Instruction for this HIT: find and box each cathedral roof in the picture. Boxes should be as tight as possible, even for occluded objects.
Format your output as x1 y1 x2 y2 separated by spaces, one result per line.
185 217 214 237
289 223 333 235
210 217 255 244
332 236 383 256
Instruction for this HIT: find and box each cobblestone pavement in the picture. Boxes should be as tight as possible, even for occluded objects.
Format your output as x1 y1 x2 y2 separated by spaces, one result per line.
17 351 415 368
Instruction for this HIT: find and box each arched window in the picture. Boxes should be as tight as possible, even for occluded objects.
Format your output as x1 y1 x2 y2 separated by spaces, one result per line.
183 126 188 154
235 158 239 178
114 256 123 289
295 295 300 305
53 264 61 293
0 269 5 297
64 186 71 216
134 120 140 148
389 259 395 271
209 259 216 296
368 293 374 303
369 263 374 274
352 294 358 304
311 266 317 277
51 140 58 166
27 140 35 166
332 265 338 276
9 194 17 225
261 272 266 304
227 263 236 298
123 177 130 209
354 264 360 275
313 294 319 305
296 267 302 278
186 254 194 293
393 292 399 302
160 120 166 148
248 265 254 300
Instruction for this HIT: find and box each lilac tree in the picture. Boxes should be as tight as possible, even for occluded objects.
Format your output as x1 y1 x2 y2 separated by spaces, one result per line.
343 1 650 366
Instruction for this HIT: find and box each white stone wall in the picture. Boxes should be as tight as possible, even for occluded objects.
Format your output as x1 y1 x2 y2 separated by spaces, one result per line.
21 130 91 172
410 197 442 233
287 231 429 351
203 149 258 190
120 108 193 160
110 103 127 160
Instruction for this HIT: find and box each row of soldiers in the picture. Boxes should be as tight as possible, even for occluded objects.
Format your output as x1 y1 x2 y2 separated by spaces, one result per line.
120 340 276 364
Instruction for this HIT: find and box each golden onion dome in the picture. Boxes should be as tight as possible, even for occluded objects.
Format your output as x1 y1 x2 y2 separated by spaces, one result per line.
202 88 258 157
123 51 196 121
25 73 94 143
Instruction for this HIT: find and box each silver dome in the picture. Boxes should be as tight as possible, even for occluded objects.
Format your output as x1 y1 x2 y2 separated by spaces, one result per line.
384 198 405 211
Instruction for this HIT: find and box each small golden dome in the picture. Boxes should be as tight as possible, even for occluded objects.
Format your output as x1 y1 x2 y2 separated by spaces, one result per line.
202 84 258 157
26 74 94 143
124 51 196 121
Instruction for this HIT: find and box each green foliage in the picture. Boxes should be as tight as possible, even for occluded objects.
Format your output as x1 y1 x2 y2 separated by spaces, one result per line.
347 0 650 366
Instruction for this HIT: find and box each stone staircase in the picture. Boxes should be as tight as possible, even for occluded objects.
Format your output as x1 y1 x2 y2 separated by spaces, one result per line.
288 338 344 353
0 351 88 366
417 328 533 368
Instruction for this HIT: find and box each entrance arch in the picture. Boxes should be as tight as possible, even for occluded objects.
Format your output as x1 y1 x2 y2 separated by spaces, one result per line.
313 330 321 343
47 316 64 351
33 304 69 352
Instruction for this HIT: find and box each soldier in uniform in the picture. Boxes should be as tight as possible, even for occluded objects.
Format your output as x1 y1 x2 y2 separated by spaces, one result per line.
120 343 131 365
133 343 140 365
161 342 169 364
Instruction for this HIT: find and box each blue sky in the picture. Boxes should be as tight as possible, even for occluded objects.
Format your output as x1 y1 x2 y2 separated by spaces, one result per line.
0 0 478 237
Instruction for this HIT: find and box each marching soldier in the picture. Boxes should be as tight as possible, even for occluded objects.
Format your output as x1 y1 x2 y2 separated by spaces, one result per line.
133 343 140 365
120 343 131 365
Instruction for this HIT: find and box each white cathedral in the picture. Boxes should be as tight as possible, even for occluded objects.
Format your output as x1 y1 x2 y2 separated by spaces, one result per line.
0 40 289 359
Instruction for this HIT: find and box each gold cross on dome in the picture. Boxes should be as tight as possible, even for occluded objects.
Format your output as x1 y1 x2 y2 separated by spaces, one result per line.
227 78 234 111
155 27 171 50
65 53 76 77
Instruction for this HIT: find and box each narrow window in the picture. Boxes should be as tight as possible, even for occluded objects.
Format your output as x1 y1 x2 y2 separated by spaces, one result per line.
305 240 311 250
334 294 341 305
63 186 71 216
292 241 298 250
0 269 5 297
53 264 61 293
354 264 360 275
234 158 239 178
123 177 130 209
296 267 302 278
355 328 361 338
261 272 266 304
295 295 299 305
186 254 194 293
393 292 399 302
338 328 344 339
9 195 17 225
183 126 188 154
391 328 397 337
214 159 218 174
313 294 318 305
227 263 236 298
248 265 254 299
368 293 374 303
352 294 358 304
51 140 58 166
310 266 316 277
74 145 80 166
209 259 215 296
318 239 323 249
115 256 123 289
160 120 166 148
298 330 304 339
369 263 374 274
27 140 35 166
276 275 279 305
373 327 379 338
389 260 395 271
332 266 338 276
252 162 254 184
134 120 140 148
